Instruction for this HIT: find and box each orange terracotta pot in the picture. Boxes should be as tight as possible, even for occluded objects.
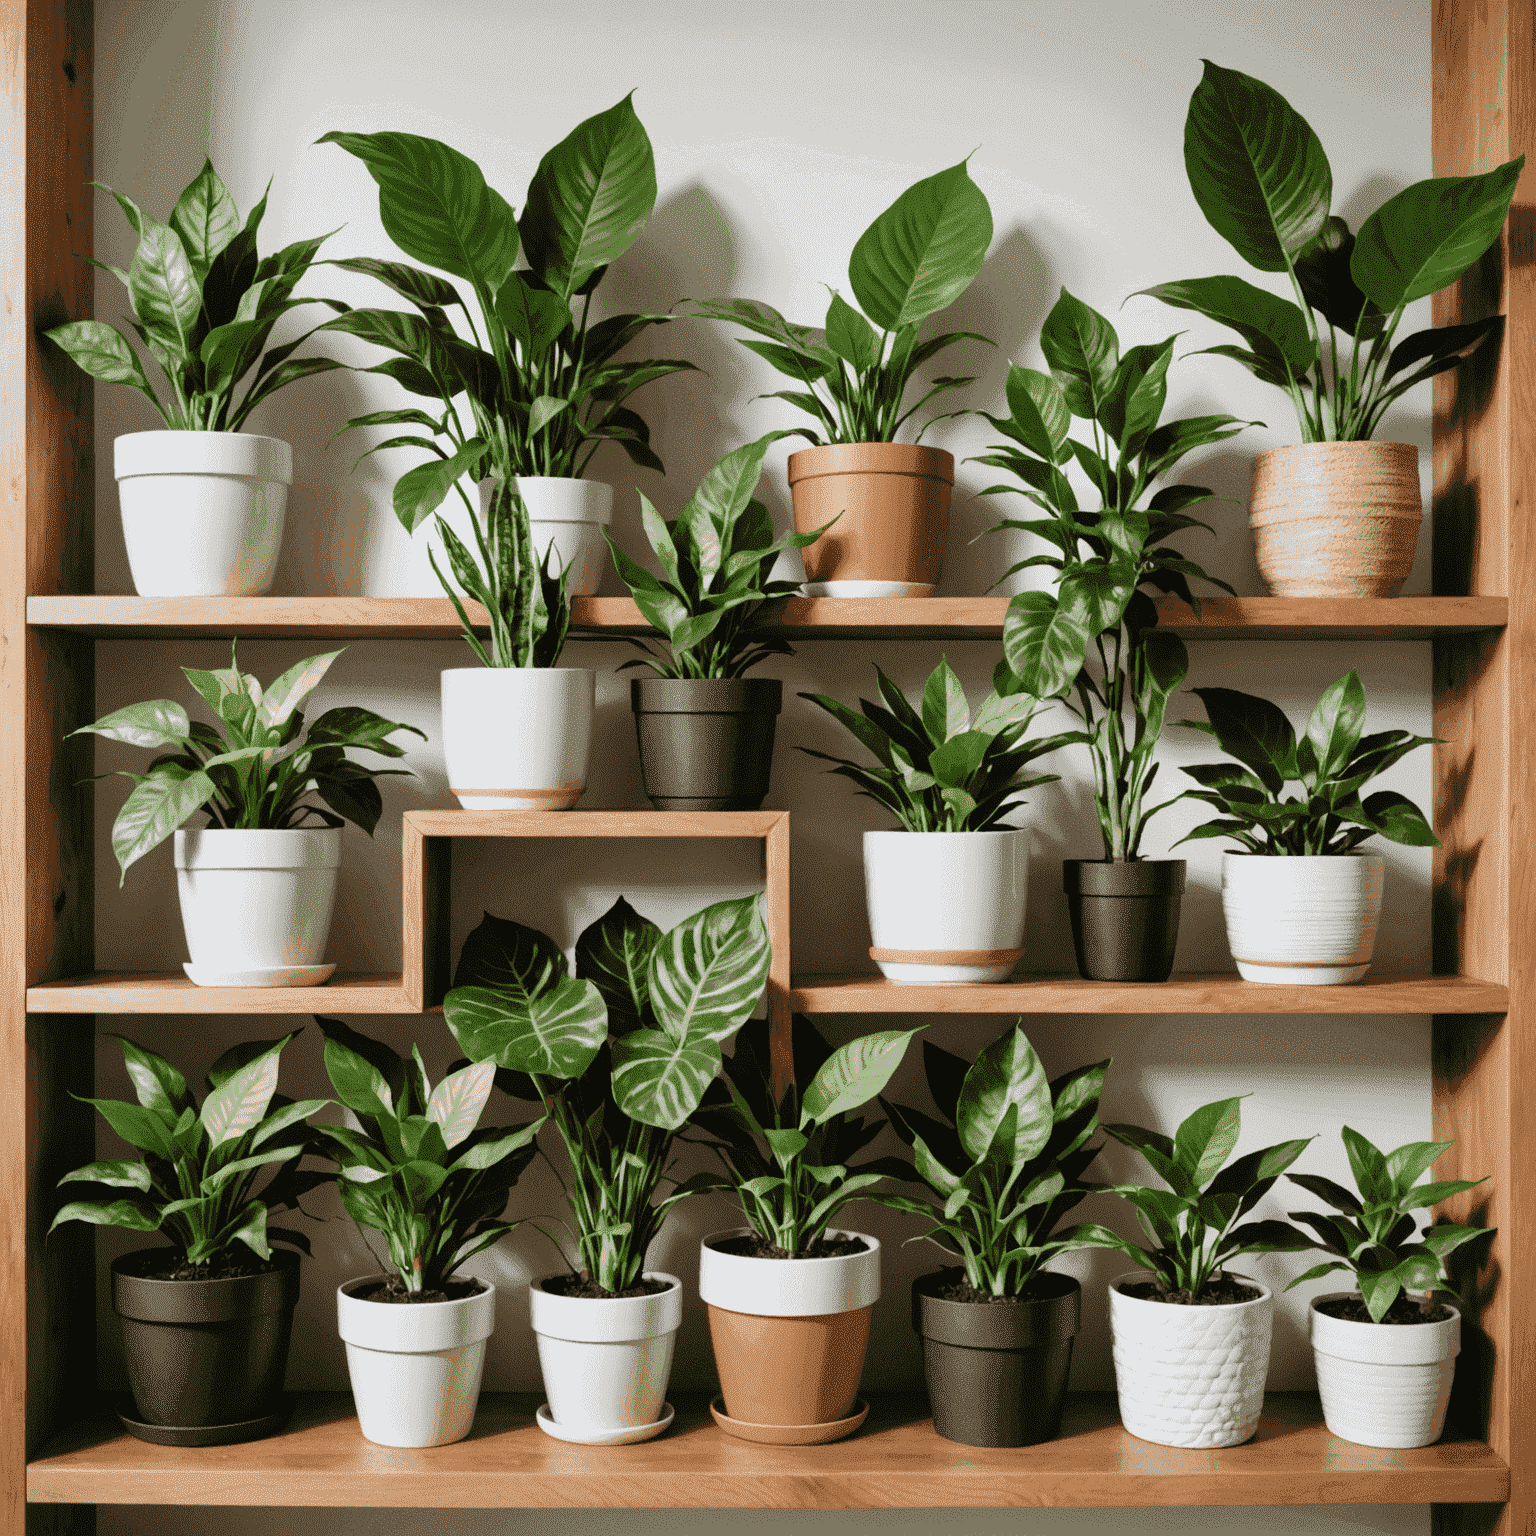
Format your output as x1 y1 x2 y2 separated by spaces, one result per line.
788 443 953 597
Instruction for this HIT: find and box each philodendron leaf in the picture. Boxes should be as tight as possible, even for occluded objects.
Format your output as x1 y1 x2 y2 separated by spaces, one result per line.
610 1027 722 1132
801 1028 923 1128
111 765 216 880
574 895 662 1035
73 699 191 751
1003 365 1070 459
45 321 152 389
200 1036 289 1147
452 911 567 997
648 895 772 1045
1185 685 1297 793
1003 590 1091 699
1040 288 1118 417
1172 1097 1244 1189
920 658 970 743
425 1059 495 1149
1303 669 1366 781
259 650 343 728
956 1024 1053 1165
824 291 881 371
170 159 240 281
444 977 608 1082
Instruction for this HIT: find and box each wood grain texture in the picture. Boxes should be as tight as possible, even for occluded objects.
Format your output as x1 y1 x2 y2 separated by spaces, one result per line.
24 1392 1509 1510
24 974 414 1014
763 811 792 1101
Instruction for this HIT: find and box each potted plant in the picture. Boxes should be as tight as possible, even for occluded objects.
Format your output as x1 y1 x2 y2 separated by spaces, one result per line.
1285 1127 1492 1448
697 160 993 596
314 1017 543 1448
45 161 342 597
51 1032 326 1445
1099 1096 1312 1449
607 432 829 809
73 644 422 986
1141 60 1523 595
689 1015 919 1444
801 656 1076 982
1174 668 1439 983
443 893 772 1444
322 95 694 598
879 1026 1128 1448
984 287 1252 981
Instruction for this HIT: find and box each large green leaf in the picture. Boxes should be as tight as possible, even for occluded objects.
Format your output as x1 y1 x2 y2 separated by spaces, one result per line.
395 438 487 534
848 159 992 331
574 895 662 1035
1002 365 1069 459
452 911 566 996
1183 59 1332 272
1002 590 1090 699
1186 685 1297 793
443 976 608 1082
128 216 202 356
678 432 795 571
956 1024 1053 1165
79 1095 177 1159
824 291 880 371
801 1028 922 1127
45 321 152 390
74 699 191 751
1039 288 1118 418
1303 669 1366 781
920 658 969 743
201 1037 287 1147
425 1060 495 1149
1173 1097 1244 1189
496 271 573 355
50 1197 162 1235
116 1036 192 1119
647 895 771 1045
260 650 342 728
610 1027 722 1131
171 159 240 282
111 765 216 879
1136 275 1316 378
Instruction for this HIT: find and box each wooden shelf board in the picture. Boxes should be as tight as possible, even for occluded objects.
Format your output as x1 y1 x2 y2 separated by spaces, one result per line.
25 594 1509 641
25 973 415 1015
404 808 786 838
790 972 1509 1015
25 1392 1508 1510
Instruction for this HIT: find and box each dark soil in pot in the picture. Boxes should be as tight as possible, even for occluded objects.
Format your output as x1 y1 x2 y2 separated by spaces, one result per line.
710 1232 870 1260
912 1268 1080 1448
350 1276 487 1305
631 677 782 811
541 1273 673 1300
1121 1278 1262 1306
1063 859 1185 982
1317 1295 1454 1325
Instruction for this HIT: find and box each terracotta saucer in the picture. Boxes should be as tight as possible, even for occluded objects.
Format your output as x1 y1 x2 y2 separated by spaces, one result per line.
709 1397 869 1445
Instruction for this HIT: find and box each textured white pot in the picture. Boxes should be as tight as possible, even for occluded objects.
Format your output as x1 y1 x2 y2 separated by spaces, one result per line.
1221 852 1385 985
697 1229 881 1317
528 1273 682 1432
1109 1272 1274 1449
1310 1293 1461 1448
440 667 594 810
337 1275 494 1448
174 828 340 987
478 476 614 596
115 431 291 597
862 829 1028 982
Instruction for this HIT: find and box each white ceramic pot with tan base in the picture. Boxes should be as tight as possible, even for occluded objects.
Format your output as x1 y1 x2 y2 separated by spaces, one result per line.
1221 852 1384 985
1249 441 1421 598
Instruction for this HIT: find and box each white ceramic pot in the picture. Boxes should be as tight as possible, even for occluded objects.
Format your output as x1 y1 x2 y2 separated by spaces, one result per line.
174 828 340 987
1221 852 1385 985
115 431 291 597
337 1275 494 1448
697 1229 881 1318
440 667 595 810
1310 1292 1460 1448
478 476 614 596
1108 1272 1274 1449
528 1273 682 1434
862 828 1028 982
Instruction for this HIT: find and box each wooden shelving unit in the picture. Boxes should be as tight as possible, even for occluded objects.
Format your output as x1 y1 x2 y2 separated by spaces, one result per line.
4 1 1527 1530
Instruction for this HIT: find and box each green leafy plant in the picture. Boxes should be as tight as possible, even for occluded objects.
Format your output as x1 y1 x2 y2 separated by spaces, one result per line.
443 894 772 1293
1101 1096 1313 1300
985 287 1251 861
72 644 424 881
1285 1127 1492 1322
313 1018 544 1296
690 1015 919 1256
696 161 993 444
879 1026 1129 1297
1141 60 1523 442
1175 670 1439 855
51 1032 327 1270
46 160 343 430
799 656 1076 832
607 433 829 679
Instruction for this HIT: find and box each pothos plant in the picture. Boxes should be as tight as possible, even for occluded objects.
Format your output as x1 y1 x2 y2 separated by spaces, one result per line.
71 644 424 882
697 161 993 444
1142 60 1523 442
443 894 772 1294
984 286 1252 861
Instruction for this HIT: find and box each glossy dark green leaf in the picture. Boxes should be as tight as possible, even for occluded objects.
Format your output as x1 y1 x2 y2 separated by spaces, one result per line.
1039 288 1118 417
1173 1097 1244 1188
495 271 572 355
1003 591 1090 700
1137 274 1316 378
825 291 881 371
393 437 486 534
956 1024 1052 1165
1303 669 1366 780
327 255 464 312
1187 685 1297 792
1384 316 1502 382
1293 215 1382 337
575 895 662 1035
170 159 240 281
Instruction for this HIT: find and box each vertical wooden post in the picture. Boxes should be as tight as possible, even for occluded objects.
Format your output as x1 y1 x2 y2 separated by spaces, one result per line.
763 811 792 1104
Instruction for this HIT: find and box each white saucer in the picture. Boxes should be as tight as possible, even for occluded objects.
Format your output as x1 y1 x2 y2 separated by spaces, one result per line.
534 1402 675 1446
183 962 337 989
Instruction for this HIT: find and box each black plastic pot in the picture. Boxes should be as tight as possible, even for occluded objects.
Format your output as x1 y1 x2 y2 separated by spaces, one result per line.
1063 858 1186 982
111 1247 300 1441
912 1269 1081 1447
631 677 782 811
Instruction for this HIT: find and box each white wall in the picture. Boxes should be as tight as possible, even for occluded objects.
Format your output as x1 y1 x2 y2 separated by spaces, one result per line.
88 3 1438 1532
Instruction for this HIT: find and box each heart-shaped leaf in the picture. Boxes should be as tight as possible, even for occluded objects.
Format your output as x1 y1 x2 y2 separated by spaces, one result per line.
444 976 608 1082
1003 591 1090 699
610 1027 722 1131
801 1028 922 1127
648 895 771 1045
575 896 662 1035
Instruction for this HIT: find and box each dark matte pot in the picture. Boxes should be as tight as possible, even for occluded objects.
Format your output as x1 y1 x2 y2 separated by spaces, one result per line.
1063 859 1186 982
631 677 782 811
912 1269 1081 1447
111 1247 300 1433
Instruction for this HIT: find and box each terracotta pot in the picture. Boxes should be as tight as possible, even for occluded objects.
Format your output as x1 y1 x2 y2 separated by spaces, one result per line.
788 443 952 597
1249 441 1421 597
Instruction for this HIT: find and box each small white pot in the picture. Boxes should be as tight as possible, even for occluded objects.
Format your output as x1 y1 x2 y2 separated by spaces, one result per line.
478 476 614 596
528 1273 682 1432
1109 1272 1274 1449
174 828 340 987
440 667 595 810
337 1276 494 1448
115 431 291 597
1221 852 1385 985
1310 1292 1460 1448
697 1229 880 1317
862 828 1028 982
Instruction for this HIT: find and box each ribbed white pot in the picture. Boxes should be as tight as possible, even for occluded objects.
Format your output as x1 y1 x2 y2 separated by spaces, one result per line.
1109 1272 1274 1448
174 828 340 987
863 829 1028 982
115 431 291 597
528 1273 682 1431
1311 1293 1461 1447
697 1229 881 1317
337 1276 494 1448
440 667 594 810
478 476 614 596
1221 852 1384 985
